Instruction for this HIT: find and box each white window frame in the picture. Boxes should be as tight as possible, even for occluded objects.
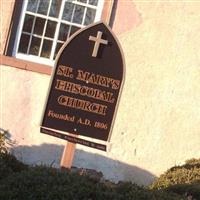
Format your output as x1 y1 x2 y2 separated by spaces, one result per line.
13 0 104 66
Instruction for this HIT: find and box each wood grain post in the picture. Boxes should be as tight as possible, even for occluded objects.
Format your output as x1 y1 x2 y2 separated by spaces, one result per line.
60 140 76 169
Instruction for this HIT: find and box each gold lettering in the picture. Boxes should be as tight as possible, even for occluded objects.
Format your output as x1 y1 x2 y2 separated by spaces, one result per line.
76 69 120 90
55 79 115 103
57 95 107 116
111 79 120 90
94 121 108 130
48 110 75 122
57 65 74 78
77 118 91 126
55 79 67 90
76 70 90 82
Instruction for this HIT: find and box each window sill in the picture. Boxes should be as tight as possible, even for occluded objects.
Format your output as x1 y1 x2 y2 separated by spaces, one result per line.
0 55 52 75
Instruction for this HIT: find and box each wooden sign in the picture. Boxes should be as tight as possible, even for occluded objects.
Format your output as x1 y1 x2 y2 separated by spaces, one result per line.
40 22 125 151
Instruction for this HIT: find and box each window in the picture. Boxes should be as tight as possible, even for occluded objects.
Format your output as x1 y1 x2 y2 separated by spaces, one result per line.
13 0 104 66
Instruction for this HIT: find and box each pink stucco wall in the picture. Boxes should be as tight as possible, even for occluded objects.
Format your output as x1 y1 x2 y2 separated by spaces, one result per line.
112 0 142 35
1 0 200 185
0 0 15 54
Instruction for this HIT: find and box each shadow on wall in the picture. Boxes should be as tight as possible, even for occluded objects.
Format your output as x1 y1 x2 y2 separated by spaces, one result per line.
12 143 156 186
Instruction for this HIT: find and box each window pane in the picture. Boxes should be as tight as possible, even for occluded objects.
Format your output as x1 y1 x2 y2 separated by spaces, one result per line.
54 42 63 59
27 0 38 13
84 8 96 25
58 23 70 41
16 0 104 62
70 26 80 36
22 14 34 33
29 36 41 55
18 34 30 54
72 5 85 24
77 0 87 3
45 20 57 38
89 0 98 6
37 0 49 15
62 1 74 22
33 17 46 35
41 39 53 58
49 0 62 18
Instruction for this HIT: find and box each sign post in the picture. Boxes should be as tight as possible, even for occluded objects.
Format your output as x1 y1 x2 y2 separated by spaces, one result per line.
40 22 125 169
60 137 76 169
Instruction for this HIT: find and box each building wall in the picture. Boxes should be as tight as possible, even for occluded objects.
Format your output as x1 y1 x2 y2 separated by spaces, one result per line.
0 0 15 54
1 0 200 185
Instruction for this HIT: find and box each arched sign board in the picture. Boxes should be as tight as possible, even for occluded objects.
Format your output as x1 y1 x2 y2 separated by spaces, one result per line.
40 22 125 151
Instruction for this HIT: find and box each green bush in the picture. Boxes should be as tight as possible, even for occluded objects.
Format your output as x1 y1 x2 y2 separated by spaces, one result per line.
0 165 185 200
185 158 200 166
165 182 200 200
0 152 28 180
0 130 27 181
0 129 9 153
0 152 192 200
0 166 117 200
115 182 184 200
150 158 200 199
151 158 200 189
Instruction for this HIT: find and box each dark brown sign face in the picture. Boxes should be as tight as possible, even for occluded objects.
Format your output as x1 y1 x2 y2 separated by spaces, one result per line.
41 22 124 144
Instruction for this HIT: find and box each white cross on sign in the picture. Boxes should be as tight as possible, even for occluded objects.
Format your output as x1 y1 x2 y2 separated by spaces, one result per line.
89 31 108 57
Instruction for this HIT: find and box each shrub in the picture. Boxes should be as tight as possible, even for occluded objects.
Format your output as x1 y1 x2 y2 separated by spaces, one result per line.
150 158 200 199
0 149 191 199
0 130 27 181
115 182 185 200
0 166 185 200
0 166 117 200
0 152 28 180
0 129 10 153
165 182 200 200
185 158 200 166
